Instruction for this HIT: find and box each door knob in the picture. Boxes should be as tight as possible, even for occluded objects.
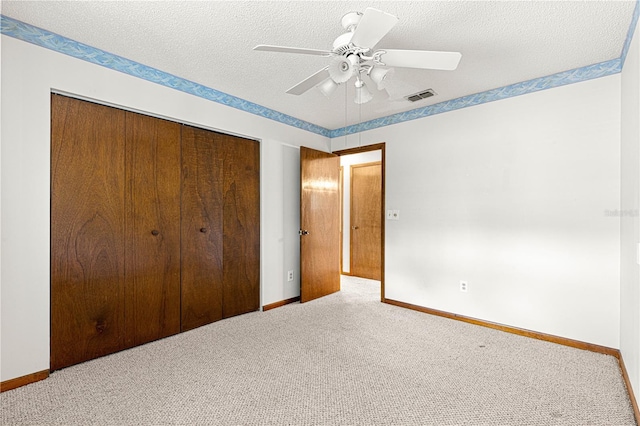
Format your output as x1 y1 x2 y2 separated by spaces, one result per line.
351 226 359 230
299 229 309 236
151 230 160 236
200 228 207 233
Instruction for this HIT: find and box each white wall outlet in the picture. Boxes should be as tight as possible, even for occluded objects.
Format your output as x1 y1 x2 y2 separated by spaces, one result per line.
460 280 468 292
387 210 394 220
287 270 294 282
392 210 400 220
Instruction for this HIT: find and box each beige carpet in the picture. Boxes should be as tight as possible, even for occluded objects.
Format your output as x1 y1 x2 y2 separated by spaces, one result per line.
1 276 636 425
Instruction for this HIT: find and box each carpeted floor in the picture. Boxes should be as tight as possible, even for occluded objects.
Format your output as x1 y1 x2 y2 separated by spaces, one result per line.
1 276 636 425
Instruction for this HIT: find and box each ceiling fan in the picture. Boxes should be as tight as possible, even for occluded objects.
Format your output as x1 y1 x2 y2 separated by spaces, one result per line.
254 8 462 104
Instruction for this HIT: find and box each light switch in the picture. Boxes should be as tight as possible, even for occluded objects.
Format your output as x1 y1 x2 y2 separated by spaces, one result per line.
392 210 400 220
387 210 394 220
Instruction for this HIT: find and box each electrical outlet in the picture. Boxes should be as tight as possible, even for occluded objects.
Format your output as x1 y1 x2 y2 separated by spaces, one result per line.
287 270 294 282
460 280 468 292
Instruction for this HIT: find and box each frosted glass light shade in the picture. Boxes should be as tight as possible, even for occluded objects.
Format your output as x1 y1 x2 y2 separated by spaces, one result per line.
369 67 395 90
354 82 373 104
328 55 357 83
317 78 339 97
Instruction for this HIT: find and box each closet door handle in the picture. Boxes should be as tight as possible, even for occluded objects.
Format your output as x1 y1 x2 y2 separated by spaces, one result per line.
200 228 207 233
151 230 160 236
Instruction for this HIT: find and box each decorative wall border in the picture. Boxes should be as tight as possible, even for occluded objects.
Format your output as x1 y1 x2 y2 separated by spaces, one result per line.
621 0 640 67
1 1 638 139
329 59 622 137
0 15 331 138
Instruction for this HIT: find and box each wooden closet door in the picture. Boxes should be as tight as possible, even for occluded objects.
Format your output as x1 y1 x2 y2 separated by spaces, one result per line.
181 126 224 331
222 135 260 318
51 95 126 370
125 113 181 347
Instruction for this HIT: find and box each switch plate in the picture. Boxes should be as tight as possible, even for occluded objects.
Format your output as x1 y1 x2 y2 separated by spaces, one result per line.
287 270 294 281
387 210 394 220
392 210 400 220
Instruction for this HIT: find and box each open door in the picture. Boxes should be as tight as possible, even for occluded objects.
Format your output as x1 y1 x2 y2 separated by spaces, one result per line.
300 146 340 303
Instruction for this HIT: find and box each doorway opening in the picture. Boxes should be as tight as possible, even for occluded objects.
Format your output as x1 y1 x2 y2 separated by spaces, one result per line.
298 143 385 304
334 144 385 302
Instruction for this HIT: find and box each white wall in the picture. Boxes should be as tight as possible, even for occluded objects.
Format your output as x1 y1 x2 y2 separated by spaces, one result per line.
339 151 382 274
0 35 329 382
283 145 301 300
333 75 622 348
621 17 640 408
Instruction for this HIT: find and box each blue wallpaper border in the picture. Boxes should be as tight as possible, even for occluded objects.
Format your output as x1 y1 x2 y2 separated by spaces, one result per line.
1 4 637 139
621 0 640 67
329 58 622 138
0 15 331 138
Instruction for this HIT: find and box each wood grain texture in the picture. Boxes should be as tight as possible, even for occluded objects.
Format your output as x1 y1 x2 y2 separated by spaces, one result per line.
222 135 260 318
262 296 301 312
180 126 224 331
350 162 382 280
300 147 340 303
384 298 621 357
125 113 181 347
339 166 344 274
0 370 49 393
333 143 386 302
50 94 126 370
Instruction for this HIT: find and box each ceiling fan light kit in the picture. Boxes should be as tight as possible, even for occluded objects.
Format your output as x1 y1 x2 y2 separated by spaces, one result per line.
328 55 358 83
317 78 339 97
369 66 394 90
354 79 374 105
254 7 461 105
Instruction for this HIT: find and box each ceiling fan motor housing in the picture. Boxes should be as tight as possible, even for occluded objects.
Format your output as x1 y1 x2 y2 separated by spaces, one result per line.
333 32 354 53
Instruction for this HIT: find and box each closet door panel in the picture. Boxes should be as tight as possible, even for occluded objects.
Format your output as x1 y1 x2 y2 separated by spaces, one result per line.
181 126 224 331
51 95 126 370
125 113 181 347
222 136 260 318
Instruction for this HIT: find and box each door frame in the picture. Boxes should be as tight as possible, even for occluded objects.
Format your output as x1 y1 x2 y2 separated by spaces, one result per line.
333 143 386 302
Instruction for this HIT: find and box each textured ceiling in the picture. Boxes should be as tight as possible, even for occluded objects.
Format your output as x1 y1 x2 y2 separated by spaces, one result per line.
2 1 636 130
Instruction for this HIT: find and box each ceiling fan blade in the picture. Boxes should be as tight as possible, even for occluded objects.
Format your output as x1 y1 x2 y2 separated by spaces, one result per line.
350 8 399 49
254 45 333 57
380 49 462 70
286 67 331 95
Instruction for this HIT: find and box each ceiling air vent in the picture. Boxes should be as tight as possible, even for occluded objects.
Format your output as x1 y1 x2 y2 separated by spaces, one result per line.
406 89 436 102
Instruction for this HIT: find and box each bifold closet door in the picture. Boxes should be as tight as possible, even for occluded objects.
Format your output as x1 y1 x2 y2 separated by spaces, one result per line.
221 135 260 318
51 94 126 370
124 112 181 347
180 126 224 332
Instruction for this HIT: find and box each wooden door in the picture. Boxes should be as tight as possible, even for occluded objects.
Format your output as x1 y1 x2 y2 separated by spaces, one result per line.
350 162 382 280
180 125 224 332
51 94 126 370
222 135 260 318
300 147 340 303
124 113 181 347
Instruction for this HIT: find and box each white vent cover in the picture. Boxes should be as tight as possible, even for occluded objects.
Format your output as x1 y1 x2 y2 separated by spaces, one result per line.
406 89 436 102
